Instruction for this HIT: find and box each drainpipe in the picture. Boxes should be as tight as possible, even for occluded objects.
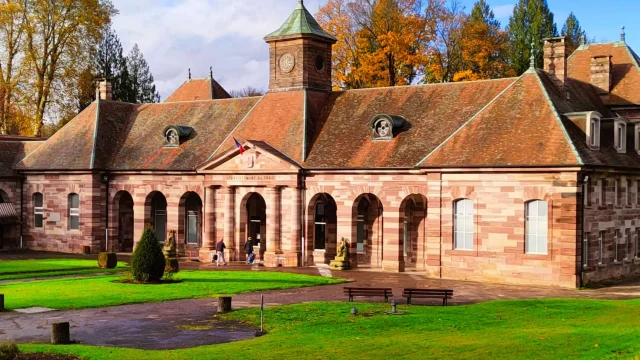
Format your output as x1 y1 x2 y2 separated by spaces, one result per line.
102 173 110 252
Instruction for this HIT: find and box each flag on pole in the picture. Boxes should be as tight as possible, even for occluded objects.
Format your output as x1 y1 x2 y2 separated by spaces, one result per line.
234 137 244 155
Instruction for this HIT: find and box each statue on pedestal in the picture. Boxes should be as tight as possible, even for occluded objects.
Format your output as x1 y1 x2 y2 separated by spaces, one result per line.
330 238 351 270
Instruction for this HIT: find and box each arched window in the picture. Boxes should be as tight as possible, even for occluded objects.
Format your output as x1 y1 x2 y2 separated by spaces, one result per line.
454 199 474 250
314 202 326 250
33 193 44 228
68 193 80 230
526 200 548 254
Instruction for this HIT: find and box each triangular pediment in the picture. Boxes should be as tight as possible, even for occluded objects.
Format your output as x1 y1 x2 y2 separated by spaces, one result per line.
197 140 300 173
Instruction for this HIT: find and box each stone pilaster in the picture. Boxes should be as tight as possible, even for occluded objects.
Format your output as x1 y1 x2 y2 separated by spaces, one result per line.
264 186 283 266
222 186 236 261
200 186 217 262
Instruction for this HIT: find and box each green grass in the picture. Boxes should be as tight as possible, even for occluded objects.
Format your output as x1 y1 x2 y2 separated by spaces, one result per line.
0 259 128 281
0 270 342 310
18 299 640 360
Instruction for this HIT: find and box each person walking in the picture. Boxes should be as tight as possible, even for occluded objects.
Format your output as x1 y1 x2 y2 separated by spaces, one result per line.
216 239 227 266
244 237 254 264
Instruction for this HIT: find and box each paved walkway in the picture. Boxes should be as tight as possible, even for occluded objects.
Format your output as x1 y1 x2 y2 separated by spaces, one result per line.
2 258 640 349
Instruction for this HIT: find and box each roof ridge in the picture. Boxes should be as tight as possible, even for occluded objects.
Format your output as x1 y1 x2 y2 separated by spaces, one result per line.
90 98 101 169
341 77 518 93
532 70 584 165
415 78 519 166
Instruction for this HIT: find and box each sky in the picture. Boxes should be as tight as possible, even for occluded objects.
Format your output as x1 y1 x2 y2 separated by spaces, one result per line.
110 0 639 100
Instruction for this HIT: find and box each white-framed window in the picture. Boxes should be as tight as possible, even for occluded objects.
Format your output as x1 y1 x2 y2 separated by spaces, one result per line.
33 193 44 229
454 199 474 250
525 200 548 255
599 231 604 265
614 230 620 262
614 119 627 153
583 232 589 268
588 116 601 149
599 179 607 206
68 193 80 230
314 202 327 251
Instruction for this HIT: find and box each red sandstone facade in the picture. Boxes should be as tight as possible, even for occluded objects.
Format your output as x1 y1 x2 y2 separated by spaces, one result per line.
0 4 639 289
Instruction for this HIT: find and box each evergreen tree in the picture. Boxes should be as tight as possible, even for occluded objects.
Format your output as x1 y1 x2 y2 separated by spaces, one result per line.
96 25 131 102
507 0 558 75
126 44 160 103
562 12 586 55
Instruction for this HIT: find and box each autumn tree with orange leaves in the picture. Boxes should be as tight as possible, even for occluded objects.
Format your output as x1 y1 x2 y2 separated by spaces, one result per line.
317 0 433 89
453 0 515 82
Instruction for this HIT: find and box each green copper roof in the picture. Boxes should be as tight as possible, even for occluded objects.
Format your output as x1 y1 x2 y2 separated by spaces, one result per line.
265 0 337 42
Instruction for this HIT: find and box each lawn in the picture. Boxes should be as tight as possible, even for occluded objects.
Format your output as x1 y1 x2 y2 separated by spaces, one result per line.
0 270 342 310
19 298 640 360
0 259 128 281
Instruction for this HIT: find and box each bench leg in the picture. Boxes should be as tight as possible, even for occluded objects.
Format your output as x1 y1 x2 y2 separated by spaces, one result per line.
407 297 411 305
442 298 446 306
349 295 353 302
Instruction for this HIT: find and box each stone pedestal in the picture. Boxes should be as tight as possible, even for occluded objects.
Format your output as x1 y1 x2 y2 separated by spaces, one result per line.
51 322 71 345
218 297 232 313
330 256 351 270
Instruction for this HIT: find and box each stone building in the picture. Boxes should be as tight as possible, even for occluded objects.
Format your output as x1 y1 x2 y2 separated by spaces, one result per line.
0 2 639 288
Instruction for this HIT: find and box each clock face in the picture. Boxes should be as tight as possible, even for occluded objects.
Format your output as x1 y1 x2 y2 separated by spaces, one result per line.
279 53 296 73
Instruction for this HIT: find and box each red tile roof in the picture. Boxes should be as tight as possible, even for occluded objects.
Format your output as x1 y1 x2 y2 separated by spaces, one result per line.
214 91 306 164
567 42 640 105
304 79 516 168
0 140 43 176
164 78 231 103
422 71 580 167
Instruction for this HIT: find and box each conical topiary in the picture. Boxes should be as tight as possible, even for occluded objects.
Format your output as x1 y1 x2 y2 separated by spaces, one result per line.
131 227 166 282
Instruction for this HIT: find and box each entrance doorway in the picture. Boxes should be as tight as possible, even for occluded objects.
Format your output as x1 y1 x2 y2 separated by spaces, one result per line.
244 193 266 260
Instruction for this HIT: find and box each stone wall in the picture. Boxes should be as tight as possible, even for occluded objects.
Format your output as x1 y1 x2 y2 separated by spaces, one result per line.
582 172 640 285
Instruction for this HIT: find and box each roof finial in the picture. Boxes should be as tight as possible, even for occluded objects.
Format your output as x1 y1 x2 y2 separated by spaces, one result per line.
621 26 626 42
580 35 586 46
529 41 536 69
209 66 213 79
299 0 303 4
188 68 191 80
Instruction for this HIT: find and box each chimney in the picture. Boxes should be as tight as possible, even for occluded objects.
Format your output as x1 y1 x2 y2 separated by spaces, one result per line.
543 37 567 89
590 55 613 94
96 79 112 101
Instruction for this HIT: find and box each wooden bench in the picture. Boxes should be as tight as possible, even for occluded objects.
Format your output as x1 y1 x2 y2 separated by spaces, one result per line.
344 287 393 302
403 288 453 306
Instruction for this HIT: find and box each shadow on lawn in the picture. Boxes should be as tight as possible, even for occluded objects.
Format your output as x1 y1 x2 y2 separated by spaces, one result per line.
180 278 337 285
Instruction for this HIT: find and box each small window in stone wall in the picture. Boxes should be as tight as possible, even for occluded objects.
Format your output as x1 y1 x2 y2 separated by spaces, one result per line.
627 179 633 206
525 200 548 255
615 179 622 206
598 231 605 265
614 230 620 262
636 229 640 259
68 193 80 230
599 179 607 206
626 229 631 261
33 193 43 228
454 199 474 251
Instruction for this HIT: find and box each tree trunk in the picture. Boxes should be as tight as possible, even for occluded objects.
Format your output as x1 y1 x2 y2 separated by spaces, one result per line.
51 322 71 344
218 297 232 313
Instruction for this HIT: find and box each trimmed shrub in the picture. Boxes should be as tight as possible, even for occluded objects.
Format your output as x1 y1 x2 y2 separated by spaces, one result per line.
0 341 19 360
98 252 118 269
131 228 166 283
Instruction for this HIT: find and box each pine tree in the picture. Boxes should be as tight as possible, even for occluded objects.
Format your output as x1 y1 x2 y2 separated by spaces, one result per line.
562 12 586 55
127 44 160 103
96 26 131 102
507 0 558 75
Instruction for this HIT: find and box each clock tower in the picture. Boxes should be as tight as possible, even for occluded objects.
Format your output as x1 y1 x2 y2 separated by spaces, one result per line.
265 0 337 93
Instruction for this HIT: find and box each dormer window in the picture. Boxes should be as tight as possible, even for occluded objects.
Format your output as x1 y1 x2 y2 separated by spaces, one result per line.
588 115 600 149
614 119 627 153
163 125 194 147
370 114 406 141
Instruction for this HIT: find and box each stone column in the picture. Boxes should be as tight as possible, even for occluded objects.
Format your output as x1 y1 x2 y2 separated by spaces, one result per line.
265 186 282 266
222 187 235 261
382 208 405 273
200 186 217 262
291 187 302 256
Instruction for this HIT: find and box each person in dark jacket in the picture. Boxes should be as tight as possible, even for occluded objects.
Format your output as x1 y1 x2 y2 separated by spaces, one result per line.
216 239 227 266
244 237 254 264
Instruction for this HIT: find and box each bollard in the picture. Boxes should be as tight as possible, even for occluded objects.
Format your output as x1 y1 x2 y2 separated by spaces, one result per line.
51 322 71 345
0 294 4 312
218 296 232 313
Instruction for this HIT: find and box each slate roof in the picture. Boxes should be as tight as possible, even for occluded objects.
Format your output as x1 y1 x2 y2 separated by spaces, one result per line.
567 41 640 105
0 138 44 177
165 78 231 103
265 0 337 42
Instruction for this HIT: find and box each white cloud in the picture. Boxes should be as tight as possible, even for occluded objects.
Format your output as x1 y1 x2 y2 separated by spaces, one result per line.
111 0 324 99
492 4 515 21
